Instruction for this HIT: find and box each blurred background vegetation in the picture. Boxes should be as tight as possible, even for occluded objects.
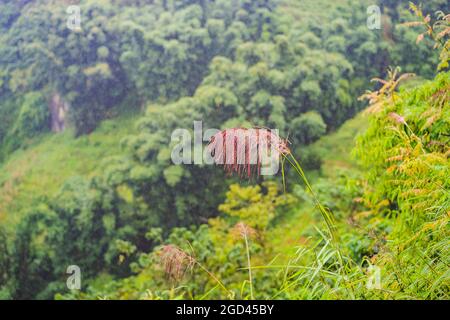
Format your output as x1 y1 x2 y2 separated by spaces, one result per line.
0 0 448 299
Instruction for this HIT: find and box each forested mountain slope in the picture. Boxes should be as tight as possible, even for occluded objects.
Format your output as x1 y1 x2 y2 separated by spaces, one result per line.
0 0 448 300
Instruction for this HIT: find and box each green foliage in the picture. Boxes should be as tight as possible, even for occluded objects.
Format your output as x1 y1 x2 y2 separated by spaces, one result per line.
218 182 296 232
0 92 49 157
353 71 450 298
13 92 49 138
0 0 448 301
291 111 327 145
0 0 279 137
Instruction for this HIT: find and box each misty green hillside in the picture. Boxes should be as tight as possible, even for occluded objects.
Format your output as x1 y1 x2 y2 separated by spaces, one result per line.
0 0 448 301
0 112 138 226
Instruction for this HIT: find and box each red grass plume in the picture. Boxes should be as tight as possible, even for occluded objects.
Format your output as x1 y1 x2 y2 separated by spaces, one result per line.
231 222 257 240
158 245 195 281
207 128 290 178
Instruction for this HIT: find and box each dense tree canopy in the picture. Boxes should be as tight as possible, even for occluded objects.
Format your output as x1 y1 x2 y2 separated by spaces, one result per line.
0 0 448 300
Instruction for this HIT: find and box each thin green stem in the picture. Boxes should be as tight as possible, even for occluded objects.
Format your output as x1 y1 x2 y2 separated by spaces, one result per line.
194 261 234 298
281 151 358 297
283 154 338 239
243 233 254 300
282 153 345 267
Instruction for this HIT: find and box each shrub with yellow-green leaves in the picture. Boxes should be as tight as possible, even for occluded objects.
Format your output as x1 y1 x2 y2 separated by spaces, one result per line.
217 181 296 233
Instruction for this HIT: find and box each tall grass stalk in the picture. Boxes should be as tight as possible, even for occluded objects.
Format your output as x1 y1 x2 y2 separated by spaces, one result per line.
281 153 342 263
243 231 254 300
